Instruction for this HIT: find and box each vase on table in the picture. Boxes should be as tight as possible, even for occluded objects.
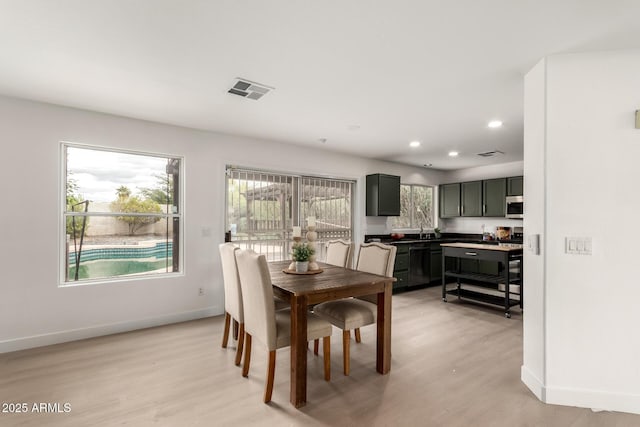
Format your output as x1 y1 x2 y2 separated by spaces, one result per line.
295 261 309 273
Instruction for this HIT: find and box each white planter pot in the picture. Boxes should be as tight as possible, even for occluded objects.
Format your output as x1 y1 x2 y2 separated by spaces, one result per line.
295 261 309 273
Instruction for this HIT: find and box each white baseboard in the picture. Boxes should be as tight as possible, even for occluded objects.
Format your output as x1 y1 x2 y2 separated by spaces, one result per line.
0 307 219 354
522 365 640 415
521 365 546 401
545 385 640 415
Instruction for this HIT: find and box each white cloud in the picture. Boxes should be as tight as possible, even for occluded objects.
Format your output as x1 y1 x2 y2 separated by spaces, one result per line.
67 146 173 203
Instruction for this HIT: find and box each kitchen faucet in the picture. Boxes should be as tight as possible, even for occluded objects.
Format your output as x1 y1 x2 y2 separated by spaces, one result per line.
419 225 424 239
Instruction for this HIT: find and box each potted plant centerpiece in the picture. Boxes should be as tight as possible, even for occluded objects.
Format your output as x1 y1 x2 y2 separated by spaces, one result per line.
292 242 314 273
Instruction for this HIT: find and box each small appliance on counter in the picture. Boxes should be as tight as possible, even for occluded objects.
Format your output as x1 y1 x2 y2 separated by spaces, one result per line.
512 226 523 242
496 226 511 241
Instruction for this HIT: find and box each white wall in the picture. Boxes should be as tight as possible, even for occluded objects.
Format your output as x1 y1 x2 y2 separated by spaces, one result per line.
523 49 640 414
521 58 547 400
0 95 445 352
440 161 524 234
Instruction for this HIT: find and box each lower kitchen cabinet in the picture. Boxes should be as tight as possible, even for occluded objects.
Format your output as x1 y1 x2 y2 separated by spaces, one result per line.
393 242 445 291
409 245 431 286
430 248 442 282
393 244 410 290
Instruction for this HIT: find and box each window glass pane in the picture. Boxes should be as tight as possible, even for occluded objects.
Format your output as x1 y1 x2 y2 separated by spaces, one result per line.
226 170 293 261
64 145 181 284
392 184 434 229
226 167 354 262
413 185 434 228
301 177 353 261
66 216 175 281
66 147 179 214
392 185 412 229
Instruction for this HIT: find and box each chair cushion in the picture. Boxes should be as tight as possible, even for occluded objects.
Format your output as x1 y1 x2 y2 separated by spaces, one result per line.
274 310 333 349
313 298 377 330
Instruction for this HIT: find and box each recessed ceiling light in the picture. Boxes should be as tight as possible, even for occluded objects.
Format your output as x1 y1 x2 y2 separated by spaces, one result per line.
487 120 503 128
409 141 421 148
448 151 459 157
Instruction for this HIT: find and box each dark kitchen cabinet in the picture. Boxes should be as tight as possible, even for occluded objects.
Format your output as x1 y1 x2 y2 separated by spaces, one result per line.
507 176 523 196
366 174 400 216
439 183 460 218
409 245 430 286
393 244 409 290
430 246 443 282
461 181 482 217
483 178 507 217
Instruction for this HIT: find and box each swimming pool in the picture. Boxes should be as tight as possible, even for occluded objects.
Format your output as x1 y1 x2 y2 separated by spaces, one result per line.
67 241 173 281
69 258 172 280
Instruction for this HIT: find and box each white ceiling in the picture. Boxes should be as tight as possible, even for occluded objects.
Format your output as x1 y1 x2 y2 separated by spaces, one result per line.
1 1 639 170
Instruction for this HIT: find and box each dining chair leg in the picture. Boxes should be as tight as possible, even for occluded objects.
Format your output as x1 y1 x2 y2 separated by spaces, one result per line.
354 328 361 343
242 333 252 377
342 330 350 376
323 336 331 381
264 350 276 403
233 319 239 340
314 338 319 355
222 313 231 348
235 322 245 366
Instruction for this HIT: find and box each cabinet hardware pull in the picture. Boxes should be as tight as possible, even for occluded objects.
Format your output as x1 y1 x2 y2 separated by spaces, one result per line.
465 252 477 256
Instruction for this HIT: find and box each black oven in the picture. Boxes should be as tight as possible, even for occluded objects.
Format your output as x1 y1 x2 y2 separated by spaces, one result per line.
505 196 524 219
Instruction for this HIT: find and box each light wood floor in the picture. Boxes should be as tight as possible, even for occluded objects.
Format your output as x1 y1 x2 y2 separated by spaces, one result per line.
1 286 638 427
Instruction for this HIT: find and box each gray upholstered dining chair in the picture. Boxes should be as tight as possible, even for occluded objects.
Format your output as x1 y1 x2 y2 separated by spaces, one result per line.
235 249 333 403
311 239 354 355
219 243 245 366
313 242 397 375
324 239 354 268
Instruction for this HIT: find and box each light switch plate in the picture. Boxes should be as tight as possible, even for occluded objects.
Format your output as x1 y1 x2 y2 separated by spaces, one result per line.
566 237 592 255
527 234 540 255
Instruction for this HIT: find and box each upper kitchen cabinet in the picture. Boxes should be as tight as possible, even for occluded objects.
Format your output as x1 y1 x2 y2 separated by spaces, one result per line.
461 181 483 217
507 176 523 196
482 178 507 217
366 174 400 216
439 183 460 218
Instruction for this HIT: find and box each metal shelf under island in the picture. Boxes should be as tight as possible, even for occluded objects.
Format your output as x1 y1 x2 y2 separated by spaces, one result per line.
441 242 523 318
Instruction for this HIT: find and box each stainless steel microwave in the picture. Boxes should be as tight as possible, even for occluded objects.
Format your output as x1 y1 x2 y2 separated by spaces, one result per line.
505 196 524 219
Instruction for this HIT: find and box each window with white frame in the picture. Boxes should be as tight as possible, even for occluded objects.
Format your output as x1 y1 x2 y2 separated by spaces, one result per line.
226 167 354 262
62 144 182 284
392 184 434 229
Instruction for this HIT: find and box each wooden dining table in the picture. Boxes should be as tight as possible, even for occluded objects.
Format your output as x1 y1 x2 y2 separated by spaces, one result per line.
268 260 395 408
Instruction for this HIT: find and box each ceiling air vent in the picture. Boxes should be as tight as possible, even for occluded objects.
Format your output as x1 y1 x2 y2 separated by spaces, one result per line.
477 150 505 158
228 78 274 100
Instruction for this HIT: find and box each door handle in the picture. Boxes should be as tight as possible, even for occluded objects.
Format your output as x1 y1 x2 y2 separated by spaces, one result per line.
465 252 478 256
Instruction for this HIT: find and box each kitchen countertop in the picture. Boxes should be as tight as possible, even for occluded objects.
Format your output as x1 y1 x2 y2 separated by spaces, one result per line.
440 242 523 252
364 233 522 246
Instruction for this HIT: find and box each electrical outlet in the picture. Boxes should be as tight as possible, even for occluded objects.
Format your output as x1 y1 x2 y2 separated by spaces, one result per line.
198 287 205 296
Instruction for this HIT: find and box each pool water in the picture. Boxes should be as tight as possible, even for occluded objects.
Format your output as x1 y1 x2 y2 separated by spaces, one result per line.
69 259 172 280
